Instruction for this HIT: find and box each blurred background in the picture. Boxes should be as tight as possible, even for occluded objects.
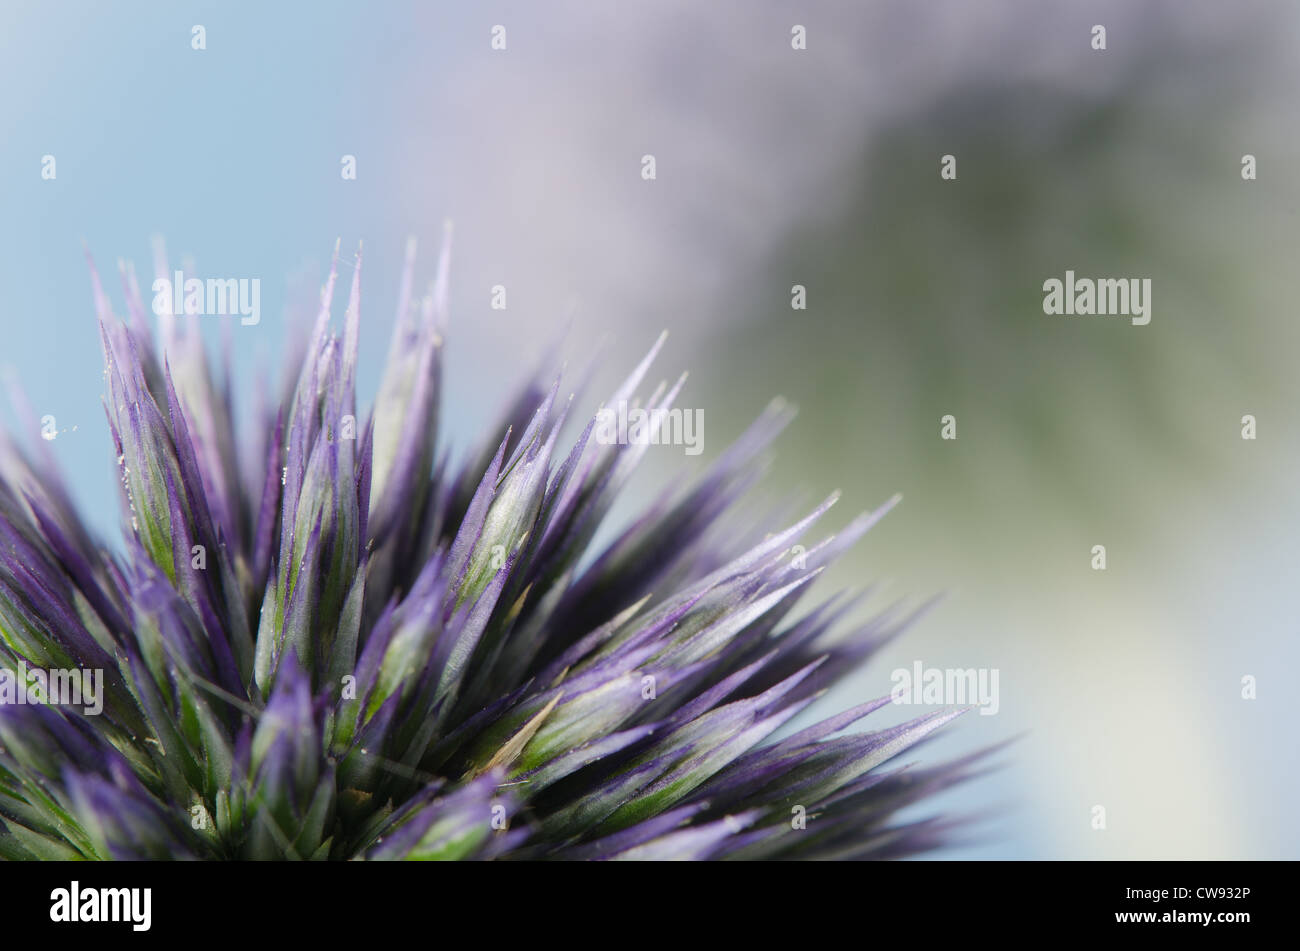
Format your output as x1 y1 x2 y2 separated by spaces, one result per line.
1 0 1296 858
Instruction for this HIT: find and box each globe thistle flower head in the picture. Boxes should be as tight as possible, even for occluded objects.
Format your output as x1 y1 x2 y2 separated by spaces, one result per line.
0 236 983 860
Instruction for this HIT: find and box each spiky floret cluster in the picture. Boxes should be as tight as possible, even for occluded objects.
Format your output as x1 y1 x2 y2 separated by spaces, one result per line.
0 237 977 860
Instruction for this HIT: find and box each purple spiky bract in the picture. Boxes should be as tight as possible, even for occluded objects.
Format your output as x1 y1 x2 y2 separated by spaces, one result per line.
0 237 982 861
